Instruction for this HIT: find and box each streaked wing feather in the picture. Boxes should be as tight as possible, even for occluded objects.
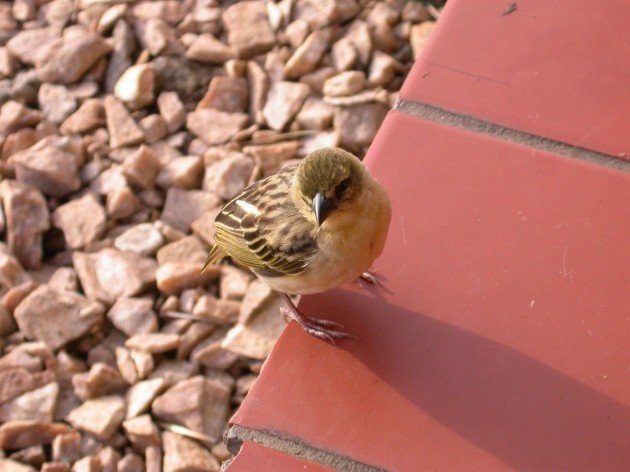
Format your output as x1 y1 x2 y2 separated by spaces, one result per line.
213 166 316 276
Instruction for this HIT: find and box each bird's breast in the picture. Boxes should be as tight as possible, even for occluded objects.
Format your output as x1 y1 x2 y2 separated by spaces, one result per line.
260 184 391 295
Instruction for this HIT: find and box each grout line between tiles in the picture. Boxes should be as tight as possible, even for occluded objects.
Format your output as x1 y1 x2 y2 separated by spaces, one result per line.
394 99 630 173
225 424 387 472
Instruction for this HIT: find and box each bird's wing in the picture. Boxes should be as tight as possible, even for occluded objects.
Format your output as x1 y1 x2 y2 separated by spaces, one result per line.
213 166 317 276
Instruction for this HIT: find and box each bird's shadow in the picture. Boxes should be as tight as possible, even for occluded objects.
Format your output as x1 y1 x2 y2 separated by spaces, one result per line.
299 291 630 471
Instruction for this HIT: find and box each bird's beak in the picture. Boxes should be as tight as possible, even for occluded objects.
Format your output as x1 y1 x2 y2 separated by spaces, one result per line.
312 193 330 227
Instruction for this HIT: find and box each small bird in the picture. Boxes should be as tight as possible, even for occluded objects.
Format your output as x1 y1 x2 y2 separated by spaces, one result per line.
203 147 391 342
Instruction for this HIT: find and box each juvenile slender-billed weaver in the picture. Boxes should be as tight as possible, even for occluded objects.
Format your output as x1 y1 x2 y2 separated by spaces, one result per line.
203 147 391 342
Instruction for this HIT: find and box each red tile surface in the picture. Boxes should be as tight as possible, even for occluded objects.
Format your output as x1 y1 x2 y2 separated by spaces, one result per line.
232 111 630 471
400 0 630 159
226 441 333 472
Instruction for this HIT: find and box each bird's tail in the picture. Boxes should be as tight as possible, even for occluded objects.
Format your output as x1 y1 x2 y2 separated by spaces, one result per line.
202 243 226 273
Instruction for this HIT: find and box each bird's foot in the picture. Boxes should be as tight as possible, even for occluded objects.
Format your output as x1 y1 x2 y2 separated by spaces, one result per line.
280 308 354 344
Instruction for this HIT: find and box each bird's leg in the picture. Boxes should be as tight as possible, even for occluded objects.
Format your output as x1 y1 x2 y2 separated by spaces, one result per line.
279 293 354 344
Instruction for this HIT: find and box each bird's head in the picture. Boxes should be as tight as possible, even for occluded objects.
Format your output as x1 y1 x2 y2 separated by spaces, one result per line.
294 147 369 228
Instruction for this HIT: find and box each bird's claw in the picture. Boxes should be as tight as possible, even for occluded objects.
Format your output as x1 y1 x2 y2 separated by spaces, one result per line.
280 308 355 345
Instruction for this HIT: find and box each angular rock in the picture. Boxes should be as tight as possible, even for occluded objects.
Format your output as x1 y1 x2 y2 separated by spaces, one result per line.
46 267 78 293
106 186 141 220
186 108 248 145
323 70 365 97
186 33 236 63
52 193 106 249
0 243 31 289
345 20 372 66
135 18 172 56
296 97 334 130
0 101 42 135
246 61 268 125
191 208 221 246
332 37 358 71
410 21 435 58
114 64 155 110
220 266 252 300
0 343 47 373
292 0 359 29
334 102 389 151
145 445 161 472
202 152 254 200
117 453 144 472
60 99 105 135
285 19 309 49
125 333 180 354
10 136 83 197
114 223 164 257
223 1 275 58
71 456 100 472
262 81 309 130
284 29 330 79
0 459 37 471
148 360 198 387
71 363 127 400
222 296 286 359
108 297 158 336
0 421 71 450
2 129 38 161
14 286 104 350
299 66 336 94
38 83 77 124
152 376 230 442
300 130 339 155
73 249 158 305
402 2 431 22
139 114 168 144
115 347 138 385
163 431 218 472
156 156 204 190
243 141 298 175
52 431 81 464
98 446 122 472
156 236 207 266
36 33 111 84
238 279 277 324
130 350 154 380
6 27 60 65
152 55 212 104
125 378 166 419
104 96 144 149
122 145 162 190
67 395 125 440
157 91 185 133
156 263 219 294
368 51 398 86
122 414 160 451
0 368 55 404
198 76 248 113
193 296 241 326
0 382 58 422
177 322 215 360
161 188 220 232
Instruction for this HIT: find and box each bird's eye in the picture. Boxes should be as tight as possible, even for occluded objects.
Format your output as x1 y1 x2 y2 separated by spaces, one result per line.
335 178 351 199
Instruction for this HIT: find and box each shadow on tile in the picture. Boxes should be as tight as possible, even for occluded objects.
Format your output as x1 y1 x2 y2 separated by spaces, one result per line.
313 292 630 471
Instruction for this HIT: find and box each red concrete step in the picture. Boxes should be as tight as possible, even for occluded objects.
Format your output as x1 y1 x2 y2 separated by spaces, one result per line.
226 441 333 472
230 111 630 471
400 0 630 159
227 0 630 469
